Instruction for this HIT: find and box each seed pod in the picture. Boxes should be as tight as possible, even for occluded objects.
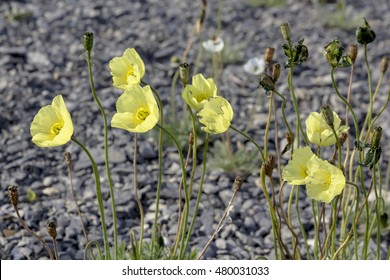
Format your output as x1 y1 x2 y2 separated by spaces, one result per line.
348 44 358 64
370 126 382 149
264 47 275 64
380 57 389 74
233 176 243 192
8 185 19 207
320 105 334 127
324 39 344 67
47 220 57 239
263 155 275 177
272 63 281 82
179 63 190 86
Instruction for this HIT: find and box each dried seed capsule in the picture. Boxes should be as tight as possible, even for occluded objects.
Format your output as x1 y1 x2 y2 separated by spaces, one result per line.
263 155 275 177
8 185 19 207
47 220 57 239
233 176 243 192
264 47 275 64
324 39 344 67
258 73 275 91
272 63 281 82
348 44 358 64
380 57 389 74
179 63 190 86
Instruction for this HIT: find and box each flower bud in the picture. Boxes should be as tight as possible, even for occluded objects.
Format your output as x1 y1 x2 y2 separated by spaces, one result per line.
324 39 344 67
47 220 57 239
370 126 382 148
272 63 281 82
83 32 94 53
8 185 19 207
179 63 190 86
258 73 275 91
347 44 358 64
338 132 348 146
320 105 334 127
380 57 389 74
264 47 275 64
233 176 243 192
356 18 376 45
280 22 291 42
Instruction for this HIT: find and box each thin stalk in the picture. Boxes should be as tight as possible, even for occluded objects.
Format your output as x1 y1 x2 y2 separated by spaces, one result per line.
141 81 164 259
71 136 109 259
230 125 265 162
51 237 59 260
64 153 89 243
295 187 308 259
155 123 189 259
263 93 273 157
133 133 145 256
85 50 117 258
13 205 54 260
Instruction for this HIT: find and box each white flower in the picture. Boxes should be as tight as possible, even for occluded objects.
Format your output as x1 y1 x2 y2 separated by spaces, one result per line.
243 57 265 75
202 36 224 53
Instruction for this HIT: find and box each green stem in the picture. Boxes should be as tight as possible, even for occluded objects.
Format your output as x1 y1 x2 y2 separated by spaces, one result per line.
85 51 117 258
184 133 209 255
141 80 164 259
230 125 265 162
71 136 110 259
155 123 189 259
133 133 144 257
364 44 374 126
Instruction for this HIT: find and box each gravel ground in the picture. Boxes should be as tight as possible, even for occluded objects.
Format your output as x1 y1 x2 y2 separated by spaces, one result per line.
1 0 389 260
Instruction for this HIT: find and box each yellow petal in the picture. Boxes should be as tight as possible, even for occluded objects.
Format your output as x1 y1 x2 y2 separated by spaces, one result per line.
111 85 159 133
305 160 345 203
197 96 233 134
182 74 217 111
282 146 315 185
30 95 73 147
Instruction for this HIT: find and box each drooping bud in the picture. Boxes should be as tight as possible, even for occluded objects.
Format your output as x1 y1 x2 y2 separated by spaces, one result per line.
47 220 58 239
233 176 243 192
356 18 376 45
347 44 358 64
179 63 190 86
320 105 334 127
272 63 281 82
264 47 275 64
280 22 291 42
324 39 344 67
380 57 389 74
83 32 94 53
8 185 19 207
258 73 275 91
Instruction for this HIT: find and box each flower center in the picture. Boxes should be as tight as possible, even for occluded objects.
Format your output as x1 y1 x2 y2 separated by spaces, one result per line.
50 122 63 135
136 108 150 121
127 66 134 78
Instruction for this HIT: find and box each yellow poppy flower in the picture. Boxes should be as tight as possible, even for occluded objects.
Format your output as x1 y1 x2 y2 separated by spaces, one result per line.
282 146 316 185
111 85 159 133
197 96 233 134
182 74 217 110
30 95 74 147
305 111 348 146
305 158 345 203
109 48 145 89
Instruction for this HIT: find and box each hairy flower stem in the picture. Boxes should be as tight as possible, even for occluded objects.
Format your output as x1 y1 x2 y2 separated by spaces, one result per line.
85 50 118 258
133 133 145 256
197 177 240 260
230 125 265 162
287 67 309 148
155 123 189 259
64 153 89 243
141 81 164 259
184 133 209 255
71 136 109 259
12 205 54 260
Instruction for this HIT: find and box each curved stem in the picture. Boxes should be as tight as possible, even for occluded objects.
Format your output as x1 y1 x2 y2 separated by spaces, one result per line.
85 51 117 258
71 135 109 259
229 125 265 162
155 123 189 259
